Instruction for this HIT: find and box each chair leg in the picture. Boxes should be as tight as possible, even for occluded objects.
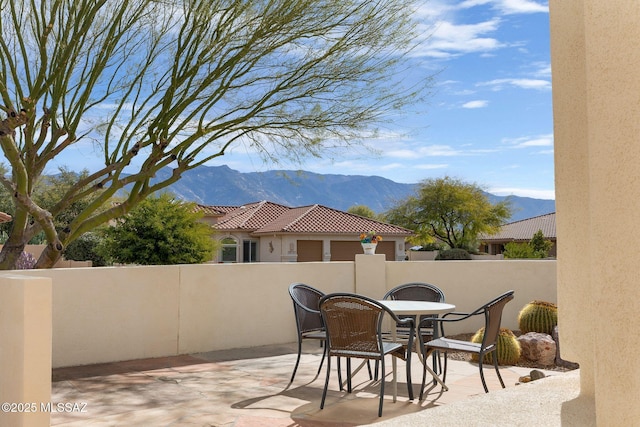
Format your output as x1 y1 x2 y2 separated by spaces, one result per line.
494 352 506 388
378 357 385 417
337 357 343 390
290 337 303 383
367 360 373 379
346 358 352 393
478 353 489 393
405 353 414 401
419 348 440 400
317 341 327 376
320 355 332 409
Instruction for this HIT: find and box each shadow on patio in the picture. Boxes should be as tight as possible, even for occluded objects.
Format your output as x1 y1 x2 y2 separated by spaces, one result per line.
51 341 570 426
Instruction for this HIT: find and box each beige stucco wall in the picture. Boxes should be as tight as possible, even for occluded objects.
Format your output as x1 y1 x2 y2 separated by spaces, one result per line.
7 258 557 369
0 275 52 427
550 1 640 425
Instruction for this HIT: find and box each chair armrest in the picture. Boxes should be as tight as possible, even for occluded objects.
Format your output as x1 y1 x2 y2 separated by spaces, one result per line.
422 310 483 337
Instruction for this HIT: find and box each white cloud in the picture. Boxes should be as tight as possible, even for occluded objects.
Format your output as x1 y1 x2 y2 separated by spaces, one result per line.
415 19 503 58
503 134 554 148
462 100 489 109
494 0 548 15
489 187 555 199
458 0 548 15
477 78 551 91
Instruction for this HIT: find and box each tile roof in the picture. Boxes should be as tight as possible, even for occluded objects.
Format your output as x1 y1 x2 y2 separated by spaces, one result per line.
212 201 293 231
193 205 230 216
203 201 413 236
481 212 556 241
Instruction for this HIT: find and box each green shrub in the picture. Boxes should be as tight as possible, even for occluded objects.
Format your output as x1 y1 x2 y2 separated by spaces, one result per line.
471 327 521 365
503 230 553 259
435 248 471 260
63 232 109 267
503 242 538 258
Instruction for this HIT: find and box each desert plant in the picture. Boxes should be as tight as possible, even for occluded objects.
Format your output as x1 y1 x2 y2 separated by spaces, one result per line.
435 248 471 260
15 251 37 270
518 300 558 335
503 242 537 259
471 327 521 365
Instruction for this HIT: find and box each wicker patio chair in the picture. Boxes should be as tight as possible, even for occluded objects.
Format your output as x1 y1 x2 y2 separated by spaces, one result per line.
420 290 515 398
319 293 415 417
382 282 446 383
288 283 328 383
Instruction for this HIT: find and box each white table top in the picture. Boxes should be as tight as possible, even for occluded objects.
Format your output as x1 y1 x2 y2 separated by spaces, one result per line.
377 300 456 315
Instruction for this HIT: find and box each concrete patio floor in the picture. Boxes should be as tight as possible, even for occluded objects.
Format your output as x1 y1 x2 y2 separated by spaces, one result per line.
51 341 575 426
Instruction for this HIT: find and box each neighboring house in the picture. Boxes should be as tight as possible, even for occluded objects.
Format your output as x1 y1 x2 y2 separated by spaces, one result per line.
479 212 556 257
196 201 413 262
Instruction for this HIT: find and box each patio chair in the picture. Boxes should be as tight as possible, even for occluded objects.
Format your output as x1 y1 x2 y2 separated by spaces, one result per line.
288 283 328 383
420 290 515 397
383 282 446 383
319 293 415 417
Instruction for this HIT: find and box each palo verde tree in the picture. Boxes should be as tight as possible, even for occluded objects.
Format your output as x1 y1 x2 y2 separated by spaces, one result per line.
0 0 433 269
385 176 512 251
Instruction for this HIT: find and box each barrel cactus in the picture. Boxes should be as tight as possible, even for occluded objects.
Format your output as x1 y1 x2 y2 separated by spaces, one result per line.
518 300 558 335
471 327 521 365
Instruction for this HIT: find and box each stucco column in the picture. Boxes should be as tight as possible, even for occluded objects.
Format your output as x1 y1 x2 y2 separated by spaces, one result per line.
354 254 386 298
0 275 52 427
550 1 640 425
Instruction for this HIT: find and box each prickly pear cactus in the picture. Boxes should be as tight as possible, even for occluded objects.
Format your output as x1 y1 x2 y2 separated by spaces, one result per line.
471 327 521 365
518 300 558 335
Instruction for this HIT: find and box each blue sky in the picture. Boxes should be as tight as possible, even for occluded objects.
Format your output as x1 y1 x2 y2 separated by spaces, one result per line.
42 1 554 200
215 0 554 199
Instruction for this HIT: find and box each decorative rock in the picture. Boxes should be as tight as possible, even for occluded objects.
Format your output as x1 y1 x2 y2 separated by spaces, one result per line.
530 369 546 381
517 332 557 366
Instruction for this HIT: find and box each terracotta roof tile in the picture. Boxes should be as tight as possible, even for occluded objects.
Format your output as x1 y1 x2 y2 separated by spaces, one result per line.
200 200 412 237
481 212 556 241
254 204 412 236
213 201 292 230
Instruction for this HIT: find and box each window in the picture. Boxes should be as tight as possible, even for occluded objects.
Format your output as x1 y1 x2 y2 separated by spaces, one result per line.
220 237 238 262
243 240 258 262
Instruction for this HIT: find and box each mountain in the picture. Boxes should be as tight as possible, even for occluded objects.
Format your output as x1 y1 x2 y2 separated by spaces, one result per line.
157 165 555 222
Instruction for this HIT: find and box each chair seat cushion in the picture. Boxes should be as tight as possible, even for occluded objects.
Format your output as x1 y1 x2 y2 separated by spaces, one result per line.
425 337 482 354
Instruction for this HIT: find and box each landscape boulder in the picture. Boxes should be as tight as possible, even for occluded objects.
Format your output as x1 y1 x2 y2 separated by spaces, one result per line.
517 332 556 366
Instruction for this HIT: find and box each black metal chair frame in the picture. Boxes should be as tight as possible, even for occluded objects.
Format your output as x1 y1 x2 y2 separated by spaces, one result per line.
383 282 446 376
319 292 415 417
421 290 515 398
288 283 328 383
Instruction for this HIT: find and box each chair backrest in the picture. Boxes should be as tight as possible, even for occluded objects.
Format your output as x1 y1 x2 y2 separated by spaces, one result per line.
289 283 325 334
479 290 515 351
384 282 445 328
319 293 394 356
384 282 445 303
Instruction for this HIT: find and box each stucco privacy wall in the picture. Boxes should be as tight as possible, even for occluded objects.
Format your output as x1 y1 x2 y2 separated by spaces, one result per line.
0 275 52 427
550 1 640 425
10 259 557 369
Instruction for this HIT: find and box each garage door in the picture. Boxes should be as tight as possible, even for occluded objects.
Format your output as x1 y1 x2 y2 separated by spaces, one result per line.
297 240 323 262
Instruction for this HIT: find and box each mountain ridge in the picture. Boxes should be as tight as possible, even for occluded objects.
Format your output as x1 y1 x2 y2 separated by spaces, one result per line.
157 165 555 222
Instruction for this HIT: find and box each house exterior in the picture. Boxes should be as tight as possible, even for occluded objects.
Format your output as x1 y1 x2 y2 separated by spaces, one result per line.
479 212 556 257
197 200 413 262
